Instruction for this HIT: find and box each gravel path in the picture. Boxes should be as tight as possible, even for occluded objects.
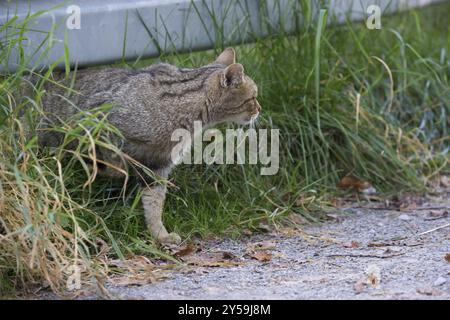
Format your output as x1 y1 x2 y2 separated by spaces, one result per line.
106 197 450 300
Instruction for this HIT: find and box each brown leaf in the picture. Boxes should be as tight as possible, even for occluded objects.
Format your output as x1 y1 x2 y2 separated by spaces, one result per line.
201 260 243 267
111 274 160 287
425 210 449 220
445 254 450 263
245 241 276 262
416 287 443 296
330 197 342 208
246 251 272 262
183 252 243 268
95 237 110 257
174 244 196 257
368 242 388 247
343 240 361 248
278 226 301 236
247 241 277 251
221 251 238 260
429 210 448 217
389 194 425 210
354 264 381 293
108 256 165 287
366 264 381 286
186 256 243 267
109 256 155 272
337 175 373 192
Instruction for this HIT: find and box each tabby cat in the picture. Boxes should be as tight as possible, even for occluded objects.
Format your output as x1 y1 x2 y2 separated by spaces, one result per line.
38 48 261 244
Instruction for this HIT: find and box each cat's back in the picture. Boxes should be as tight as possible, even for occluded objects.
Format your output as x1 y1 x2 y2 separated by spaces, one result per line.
43 61 221 111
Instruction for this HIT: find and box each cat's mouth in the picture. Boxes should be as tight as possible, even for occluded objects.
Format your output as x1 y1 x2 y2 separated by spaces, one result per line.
239 111 259 125
233 97 261 125
250 111 260 122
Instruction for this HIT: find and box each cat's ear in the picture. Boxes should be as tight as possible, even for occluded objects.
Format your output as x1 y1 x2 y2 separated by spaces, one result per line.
220 63 245 87
215 47 236 66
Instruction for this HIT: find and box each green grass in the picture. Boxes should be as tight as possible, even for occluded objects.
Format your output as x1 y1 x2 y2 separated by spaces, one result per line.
0 1 449 296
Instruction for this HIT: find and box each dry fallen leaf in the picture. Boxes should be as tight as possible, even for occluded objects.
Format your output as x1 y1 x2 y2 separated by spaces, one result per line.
247 241 277 251
111 273 163 287
368 242 389 247
174 243 196 257
246 251 272 262
337 175 376 194
244 241 276 262
366 264 381 286
95 237 110 257
278 226 301 236
425 210 449 220
445 254 450 263
330 197 342 208
221 251 238 260
108 256 155 272
416 287 443 296
354 264 381 294
389 194 425 210
107 256 166 287
343 240 361 248
185 255 243 267
182 251 243 268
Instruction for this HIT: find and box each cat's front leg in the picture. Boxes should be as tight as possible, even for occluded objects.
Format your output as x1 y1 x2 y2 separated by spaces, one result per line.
141 184 181 245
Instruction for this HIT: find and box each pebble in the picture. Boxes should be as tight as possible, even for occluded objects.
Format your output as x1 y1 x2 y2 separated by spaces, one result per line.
398 214 412 221
433 277 447 286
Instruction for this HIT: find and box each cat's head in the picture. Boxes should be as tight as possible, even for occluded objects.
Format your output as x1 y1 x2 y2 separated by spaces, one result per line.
207 48 261 125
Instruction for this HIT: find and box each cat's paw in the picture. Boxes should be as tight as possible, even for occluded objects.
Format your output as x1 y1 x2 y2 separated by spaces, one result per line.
158 232 182 245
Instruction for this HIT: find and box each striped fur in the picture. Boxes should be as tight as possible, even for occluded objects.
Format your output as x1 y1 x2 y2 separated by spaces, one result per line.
38 48 261 244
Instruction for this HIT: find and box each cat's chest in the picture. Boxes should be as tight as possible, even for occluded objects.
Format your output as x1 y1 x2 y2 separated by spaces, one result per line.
170 127 203 165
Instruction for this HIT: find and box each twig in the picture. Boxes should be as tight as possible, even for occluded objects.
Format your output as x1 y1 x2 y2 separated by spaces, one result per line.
417 223 450 236
368 240 423 247
406 206 449 211
326 252 404 259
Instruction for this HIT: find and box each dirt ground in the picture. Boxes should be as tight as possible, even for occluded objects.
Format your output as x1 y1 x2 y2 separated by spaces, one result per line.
102 194 450 300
